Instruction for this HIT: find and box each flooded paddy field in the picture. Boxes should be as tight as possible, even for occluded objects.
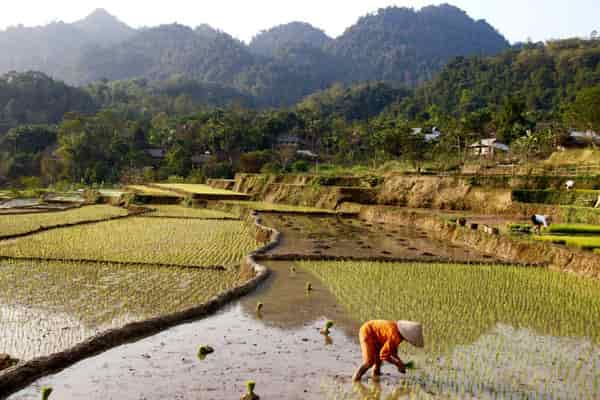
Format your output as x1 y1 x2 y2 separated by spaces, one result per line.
0 259 248 360
260 214 498 263
3 209 600 399
10 260 600 399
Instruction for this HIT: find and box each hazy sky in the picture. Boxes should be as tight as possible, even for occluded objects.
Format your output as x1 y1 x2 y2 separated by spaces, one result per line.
0 1 597 44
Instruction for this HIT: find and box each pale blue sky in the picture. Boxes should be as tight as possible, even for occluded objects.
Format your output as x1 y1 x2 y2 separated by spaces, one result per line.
0 1 597 44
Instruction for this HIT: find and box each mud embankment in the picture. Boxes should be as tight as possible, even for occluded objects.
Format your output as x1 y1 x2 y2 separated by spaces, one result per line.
223 173 600 220
227 173 514 214
0 212 277 399
359 206 600 280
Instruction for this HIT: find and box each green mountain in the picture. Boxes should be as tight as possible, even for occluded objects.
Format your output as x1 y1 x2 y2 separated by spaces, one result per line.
249 22 333 57
0 9 134 82
329 4 510 87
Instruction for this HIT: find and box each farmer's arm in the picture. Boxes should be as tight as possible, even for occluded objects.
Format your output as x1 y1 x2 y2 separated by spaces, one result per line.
380 339 406 373
388 354 407 374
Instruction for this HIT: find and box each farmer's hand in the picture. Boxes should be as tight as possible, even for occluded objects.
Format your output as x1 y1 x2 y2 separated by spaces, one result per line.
397 361 406 374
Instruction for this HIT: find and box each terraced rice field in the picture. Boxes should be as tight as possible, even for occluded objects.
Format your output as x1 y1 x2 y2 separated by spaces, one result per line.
300 261 600 399
126 185 181 197
546 223 600 235
0 259 247 360
0 218 259 267
153 183 245 196
219 200 336 214
0 205 129 239
534 233 600 251
147 205 236 219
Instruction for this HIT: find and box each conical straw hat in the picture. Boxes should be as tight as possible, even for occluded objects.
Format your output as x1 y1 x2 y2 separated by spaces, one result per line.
397 321 424 348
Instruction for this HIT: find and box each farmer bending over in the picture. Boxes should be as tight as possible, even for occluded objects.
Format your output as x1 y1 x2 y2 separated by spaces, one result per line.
353 320 424 382
531 214 551 235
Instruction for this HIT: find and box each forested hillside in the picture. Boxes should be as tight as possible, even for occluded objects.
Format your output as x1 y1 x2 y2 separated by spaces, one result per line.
0 5 509 106
0 72 97 134
407 39 600 120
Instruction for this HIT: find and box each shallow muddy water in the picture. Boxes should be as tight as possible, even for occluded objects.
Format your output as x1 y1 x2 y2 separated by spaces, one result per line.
260 214 497 263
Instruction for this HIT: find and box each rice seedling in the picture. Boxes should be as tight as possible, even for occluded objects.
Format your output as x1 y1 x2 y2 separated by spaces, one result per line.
320 320 334 335
0 205 128 239
298 260 600 399
0 218 259 267
197 345 215 360
147 205 236 219
0 259 247 360
241 380 259 400
40 387 52 400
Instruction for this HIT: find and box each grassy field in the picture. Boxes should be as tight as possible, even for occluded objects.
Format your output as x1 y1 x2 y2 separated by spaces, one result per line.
0 205 129 239
0 259 247 359
0 218 259 267
147 205 237 219
219 200 337 214
299 260 600 399
153 183 246 196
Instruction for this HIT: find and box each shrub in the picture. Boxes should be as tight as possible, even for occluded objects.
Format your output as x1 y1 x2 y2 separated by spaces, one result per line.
291 160 310 173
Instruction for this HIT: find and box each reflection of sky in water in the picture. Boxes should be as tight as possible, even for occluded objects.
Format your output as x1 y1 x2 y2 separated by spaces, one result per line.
0 304 96 360
0 198 40 209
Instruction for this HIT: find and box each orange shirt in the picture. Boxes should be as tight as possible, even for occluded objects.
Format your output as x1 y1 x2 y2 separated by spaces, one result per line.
359 320 403 361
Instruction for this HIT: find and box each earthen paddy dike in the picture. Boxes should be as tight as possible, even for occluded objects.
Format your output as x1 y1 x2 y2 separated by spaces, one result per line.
8 214 595 399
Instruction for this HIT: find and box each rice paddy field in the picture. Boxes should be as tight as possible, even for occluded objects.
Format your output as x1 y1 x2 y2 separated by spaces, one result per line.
0 217 259 267
146 205 237 219
219 200 337 214
533 223 600 251
0 205 129 239
300 260 600 399
0 259 247 360
126 185 181 197
153 183 247 196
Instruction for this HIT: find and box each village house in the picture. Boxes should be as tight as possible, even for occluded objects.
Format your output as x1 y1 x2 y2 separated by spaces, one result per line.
469 138 509 157
564 130 600 148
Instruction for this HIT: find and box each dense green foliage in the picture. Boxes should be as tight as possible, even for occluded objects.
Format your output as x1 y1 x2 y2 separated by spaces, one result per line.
0 72 96 133
409 39 600 125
